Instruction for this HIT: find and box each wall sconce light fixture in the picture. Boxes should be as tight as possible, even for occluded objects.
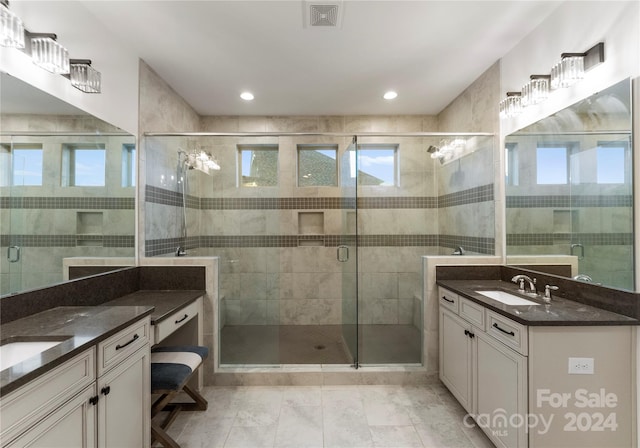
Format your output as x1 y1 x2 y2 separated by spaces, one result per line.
0 0 24 49
69 59 101 93
1 4 102 93
500 42 604 119
499 92 522 118
30 33 69 74
521 75 550 107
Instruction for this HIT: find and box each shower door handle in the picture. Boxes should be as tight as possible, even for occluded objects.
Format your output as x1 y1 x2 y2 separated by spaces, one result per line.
337 245 349 262
7 246 20 263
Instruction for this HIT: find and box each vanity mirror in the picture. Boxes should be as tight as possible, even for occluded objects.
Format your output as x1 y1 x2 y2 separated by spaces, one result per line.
505 78 633 291
1 72 136 296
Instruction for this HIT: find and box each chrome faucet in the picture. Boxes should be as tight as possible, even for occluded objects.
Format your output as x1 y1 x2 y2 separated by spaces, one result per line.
175 246 187 257
573 273 593 282
511 274 537 296
544 285 559 303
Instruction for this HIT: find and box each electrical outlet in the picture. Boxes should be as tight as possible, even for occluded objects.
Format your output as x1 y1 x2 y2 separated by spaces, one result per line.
568 357 594 374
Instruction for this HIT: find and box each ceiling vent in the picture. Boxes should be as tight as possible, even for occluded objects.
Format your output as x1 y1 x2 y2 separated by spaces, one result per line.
303 1 344 28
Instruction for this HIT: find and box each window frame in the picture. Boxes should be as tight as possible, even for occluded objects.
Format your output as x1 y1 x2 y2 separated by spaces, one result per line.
61 143 107 187
122 144 136 187
1 143 44 187
297 144 339 187
355 144 399 187
237 144 279 188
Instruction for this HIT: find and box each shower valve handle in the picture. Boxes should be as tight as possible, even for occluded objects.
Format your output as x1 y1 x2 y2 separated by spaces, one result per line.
337 245 349 262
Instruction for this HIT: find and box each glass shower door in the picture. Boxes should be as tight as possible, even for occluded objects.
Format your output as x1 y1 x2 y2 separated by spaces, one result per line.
340 137 358 367
3 139 25 295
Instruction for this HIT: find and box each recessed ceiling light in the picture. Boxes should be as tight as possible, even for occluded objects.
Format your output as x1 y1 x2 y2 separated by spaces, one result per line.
240 92 254 101
383 91 398 100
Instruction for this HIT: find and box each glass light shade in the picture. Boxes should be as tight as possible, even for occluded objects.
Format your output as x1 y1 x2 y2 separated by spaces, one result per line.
31 37 69 74
70 63 101 93
499 94 522 119
560 55 584 88
550 62 561 90
0 3 24 49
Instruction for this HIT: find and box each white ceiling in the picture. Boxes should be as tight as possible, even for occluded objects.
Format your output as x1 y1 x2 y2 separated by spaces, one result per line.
84 1 562 116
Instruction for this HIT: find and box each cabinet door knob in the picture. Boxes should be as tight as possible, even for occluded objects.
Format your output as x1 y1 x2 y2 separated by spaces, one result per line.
89 395 99 406
101 386 111 396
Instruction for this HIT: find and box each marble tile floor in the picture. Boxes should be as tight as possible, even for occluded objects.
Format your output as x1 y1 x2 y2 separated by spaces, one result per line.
220 325 422 365
155 383 495 448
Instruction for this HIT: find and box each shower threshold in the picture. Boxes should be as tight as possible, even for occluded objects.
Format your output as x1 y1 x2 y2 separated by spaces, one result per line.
220 324 422 366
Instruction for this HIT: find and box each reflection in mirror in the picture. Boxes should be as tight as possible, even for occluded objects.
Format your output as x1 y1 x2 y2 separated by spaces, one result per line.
0 73 135 296
505 78 633 291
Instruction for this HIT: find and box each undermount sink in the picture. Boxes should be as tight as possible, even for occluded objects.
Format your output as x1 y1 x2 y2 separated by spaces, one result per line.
475 290 541 306
0 339 67 371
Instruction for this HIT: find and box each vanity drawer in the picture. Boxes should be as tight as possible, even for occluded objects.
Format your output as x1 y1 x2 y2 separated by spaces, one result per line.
486 310 528 355
154 298 201 345
0 348 95 444
439 288 459 313
459 297 485 330
97 316 150 376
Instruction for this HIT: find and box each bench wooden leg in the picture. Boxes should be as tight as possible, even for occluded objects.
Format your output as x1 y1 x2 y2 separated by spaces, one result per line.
151 421 180 448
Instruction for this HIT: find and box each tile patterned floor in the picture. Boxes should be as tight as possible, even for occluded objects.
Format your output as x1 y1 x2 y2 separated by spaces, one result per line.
158 383 495 448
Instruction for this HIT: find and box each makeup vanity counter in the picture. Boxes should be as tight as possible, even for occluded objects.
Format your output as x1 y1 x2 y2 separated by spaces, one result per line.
0 288 206 447
104 289 205 345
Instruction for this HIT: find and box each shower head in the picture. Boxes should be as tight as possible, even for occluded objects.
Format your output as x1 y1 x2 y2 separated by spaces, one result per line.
178 147 220 175
426 145 439 153
426 145 445 163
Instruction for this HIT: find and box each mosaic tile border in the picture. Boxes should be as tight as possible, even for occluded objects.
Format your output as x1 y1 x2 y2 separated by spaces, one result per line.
145 234 495 256
506 233 633 246
1 234 135 248
439 235 495 254
0 196 134 209
145 184 493 210
145 185 200 208
438 184 494 208
506 195 632 208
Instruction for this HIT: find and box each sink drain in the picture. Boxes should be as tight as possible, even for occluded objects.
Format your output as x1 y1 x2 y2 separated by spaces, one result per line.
314 344 326 350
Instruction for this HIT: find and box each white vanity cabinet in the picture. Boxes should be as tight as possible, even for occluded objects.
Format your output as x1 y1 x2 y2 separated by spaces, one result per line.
95 317 151 448
1 349 96 447
0 316 151 448
439 285 637 448
439 287 528 448
4 385 97 448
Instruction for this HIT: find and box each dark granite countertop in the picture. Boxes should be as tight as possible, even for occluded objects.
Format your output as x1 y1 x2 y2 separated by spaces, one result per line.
437 280 640 326
103 290 204 324
1 305 154 396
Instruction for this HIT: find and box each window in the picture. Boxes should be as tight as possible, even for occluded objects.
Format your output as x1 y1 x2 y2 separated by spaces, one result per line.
596 142 628 184
122 144 136 187
298 145 338 187
357 146 397 186
2 145 44 186
62 144 106 186
505 143 519 186
536 146 568 184
238 145 278 187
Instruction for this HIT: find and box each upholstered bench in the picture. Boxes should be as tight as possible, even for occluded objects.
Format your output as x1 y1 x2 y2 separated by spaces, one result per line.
150 346 208 448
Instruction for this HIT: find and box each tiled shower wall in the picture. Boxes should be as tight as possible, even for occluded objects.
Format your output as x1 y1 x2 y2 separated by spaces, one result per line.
144 116 495 327
0 114 135 294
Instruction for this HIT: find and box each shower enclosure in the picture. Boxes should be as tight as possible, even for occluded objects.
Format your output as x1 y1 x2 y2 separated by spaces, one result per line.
144 132 494 367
